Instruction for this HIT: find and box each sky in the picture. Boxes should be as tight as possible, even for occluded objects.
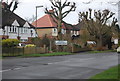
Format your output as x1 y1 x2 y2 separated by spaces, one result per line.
3 0 119 24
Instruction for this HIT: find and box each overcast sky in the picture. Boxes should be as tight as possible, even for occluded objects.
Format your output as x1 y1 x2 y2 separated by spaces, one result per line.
3 0 119 24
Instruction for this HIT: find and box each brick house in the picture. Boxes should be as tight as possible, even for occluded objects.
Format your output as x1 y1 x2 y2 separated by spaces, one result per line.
32 13 80 39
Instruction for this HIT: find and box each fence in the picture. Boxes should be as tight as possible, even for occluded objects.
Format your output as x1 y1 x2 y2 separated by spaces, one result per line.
2 45 91 57
2 47 24 56
51 44 91 53
2 47 48 57
71 44 91 53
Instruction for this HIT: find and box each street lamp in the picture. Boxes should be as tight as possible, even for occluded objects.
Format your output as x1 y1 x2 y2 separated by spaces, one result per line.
35 5 43 37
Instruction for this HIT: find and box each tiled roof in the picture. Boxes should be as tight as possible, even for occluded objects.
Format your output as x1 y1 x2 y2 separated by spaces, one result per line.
2 2 34 28
32 14 57 28
32 14 81 31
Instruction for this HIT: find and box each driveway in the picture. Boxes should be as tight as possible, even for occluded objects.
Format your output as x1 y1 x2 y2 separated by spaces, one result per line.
2 52 118 79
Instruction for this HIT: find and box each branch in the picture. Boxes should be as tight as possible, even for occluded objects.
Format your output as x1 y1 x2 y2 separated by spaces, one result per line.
89 8 92 19
45 8 59 19
62 3 76 19
50 0 59 8
62 0 71 8
111 17 118 26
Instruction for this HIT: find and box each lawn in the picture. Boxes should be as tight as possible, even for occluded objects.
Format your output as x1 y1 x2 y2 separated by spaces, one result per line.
20 52 72 57
90 65 120 80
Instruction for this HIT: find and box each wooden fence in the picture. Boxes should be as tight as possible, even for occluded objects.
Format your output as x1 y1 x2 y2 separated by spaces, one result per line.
2 47 48 57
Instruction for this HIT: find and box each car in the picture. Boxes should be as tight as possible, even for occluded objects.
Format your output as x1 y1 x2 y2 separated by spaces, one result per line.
117 47 120 53
18 43 26 47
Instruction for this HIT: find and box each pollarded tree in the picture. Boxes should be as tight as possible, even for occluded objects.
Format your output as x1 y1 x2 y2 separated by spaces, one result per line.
79 9 118 48
3 0 19 12
45 0 76 40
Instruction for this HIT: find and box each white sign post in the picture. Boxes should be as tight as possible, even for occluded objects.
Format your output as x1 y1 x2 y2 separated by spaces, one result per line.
55 41 68 45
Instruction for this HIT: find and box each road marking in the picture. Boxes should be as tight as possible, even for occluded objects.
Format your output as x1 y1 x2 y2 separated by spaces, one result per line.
0 68 22 73
13 68 21 70
0 69 11 72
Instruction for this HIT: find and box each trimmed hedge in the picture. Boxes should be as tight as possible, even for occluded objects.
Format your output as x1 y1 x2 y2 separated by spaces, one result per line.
2 39 20 47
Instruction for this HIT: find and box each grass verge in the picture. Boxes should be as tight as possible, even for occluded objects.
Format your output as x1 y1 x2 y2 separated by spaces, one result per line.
90 65 119 79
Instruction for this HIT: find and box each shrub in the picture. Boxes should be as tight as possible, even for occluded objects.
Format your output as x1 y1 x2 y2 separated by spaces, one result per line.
73 44 81 48
2 39 20 48
118 40 120 46
31 37 42 47
25 44 36 48
41 34 50 47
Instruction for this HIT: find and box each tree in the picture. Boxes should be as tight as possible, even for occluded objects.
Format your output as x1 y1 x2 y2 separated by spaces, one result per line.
25 15 36 23
4 0 19 12
45 0 76 40
41 34 50 47
79 9 118 48
31 37 42 47
115 24 120 46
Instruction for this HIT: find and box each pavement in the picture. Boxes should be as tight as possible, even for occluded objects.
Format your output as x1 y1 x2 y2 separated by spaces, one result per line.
2 52 119 79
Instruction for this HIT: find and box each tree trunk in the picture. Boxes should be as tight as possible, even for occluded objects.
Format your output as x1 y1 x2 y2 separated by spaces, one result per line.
57 19 62 39
57 19 63 52
97 35 103 50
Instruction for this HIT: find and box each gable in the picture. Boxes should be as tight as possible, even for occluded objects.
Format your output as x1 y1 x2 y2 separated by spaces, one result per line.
12 20 20 26
2 7 34 28
24 22 30 28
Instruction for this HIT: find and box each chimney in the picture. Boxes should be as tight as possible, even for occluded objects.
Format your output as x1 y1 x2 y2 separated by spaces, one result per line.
48 10 54 13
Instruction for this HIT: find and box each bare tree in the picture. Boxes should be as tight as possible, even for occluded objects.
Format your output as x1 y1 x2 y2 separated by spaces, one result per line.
7 0 19 12
25 15 36 23
45 0 76 40
79 9 118 48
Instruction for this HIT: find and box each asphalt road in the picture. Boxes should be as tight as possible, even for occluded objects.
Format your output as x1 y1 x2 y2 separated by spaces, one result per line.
2 52 119 79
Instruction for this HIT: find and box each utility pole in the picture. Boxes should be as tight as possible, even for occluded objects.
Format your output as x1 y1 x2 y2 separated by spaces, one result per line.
35 5 43 37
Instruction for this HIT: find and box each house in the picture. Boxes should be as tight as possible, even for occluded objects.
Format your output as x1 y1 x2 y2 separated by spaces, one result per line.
1 2 36 42
32 12 80 39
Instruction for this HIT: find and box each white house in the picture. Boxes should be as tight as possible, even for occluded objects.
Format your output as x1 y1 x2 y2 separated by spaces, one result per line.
1 2 36 42
2 20 36 42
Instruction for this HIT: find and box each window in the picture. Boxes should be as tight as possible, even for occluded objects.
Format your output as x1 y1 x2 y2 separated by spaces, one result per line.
13 26 14 32
54 28 57 33
24 28 25 33
24 28 28 33
15 27 17 32
20 39 28 42
21 28 23 33
9 26 17 33
10 27 11 32
25 28 28 33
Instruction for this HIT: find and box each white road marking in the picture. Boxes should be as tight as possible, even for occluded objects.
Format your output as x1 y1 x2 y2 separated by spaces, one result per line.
0 69 11 72
0 68 22 73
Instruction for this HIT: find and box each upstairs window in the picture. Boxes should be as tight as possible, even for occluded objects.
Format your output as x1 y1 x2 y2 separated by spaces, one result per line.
9 26 17 33
53 28 57 33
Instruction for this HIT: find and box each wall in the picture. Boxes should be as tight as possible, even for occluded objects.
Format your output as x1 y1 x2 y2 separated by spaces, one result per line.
37 28 53 37
2 26 36 42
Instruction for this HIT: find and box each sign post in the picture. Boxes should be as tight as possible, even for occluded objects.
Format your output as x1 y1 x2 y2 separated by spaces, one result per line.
55 40 68 45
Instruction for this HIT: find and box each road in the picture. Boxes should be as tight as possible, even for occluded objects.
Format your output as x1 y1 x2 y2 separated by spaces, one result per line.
2 52 119 79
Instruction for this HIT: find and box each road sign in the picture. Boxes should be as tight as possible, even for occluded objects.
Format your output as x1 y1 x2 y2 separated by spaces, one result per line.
55 40 67 45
